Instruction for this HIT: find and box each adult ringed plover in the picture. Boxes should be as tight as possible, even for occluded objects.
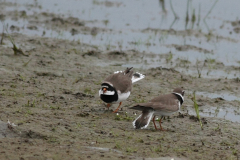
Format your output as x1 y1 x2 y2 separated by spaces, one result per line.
130 87 184 130
99 67 145 113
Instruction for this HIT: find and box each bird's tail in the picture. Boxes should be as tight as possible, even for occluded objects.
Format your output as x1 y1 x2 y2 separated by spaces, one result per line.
132 109 154 129
124 67 133 74
131 72 145 83
114 67 145 83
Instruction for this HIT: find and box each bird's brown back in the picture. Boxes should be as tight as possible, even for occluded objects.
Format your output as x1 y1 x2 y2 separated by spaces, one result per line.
104 72 133 93
132 94 180 112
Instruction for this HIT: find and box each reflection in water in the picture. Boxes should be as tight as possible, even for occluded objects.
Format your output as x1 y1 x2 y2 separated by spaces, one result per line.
86 146 122 154
187 105 240 123
164 0 218 31
203 0 219 31
196 91 240 101
0 0 240 72
185 0 190 30
186 91 240 123
158 0 167 13
169 0 179 20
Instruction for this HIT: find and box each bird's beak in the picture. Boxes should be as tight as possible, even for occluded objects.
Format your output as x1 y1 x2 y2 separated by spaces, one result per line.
103 88 107 93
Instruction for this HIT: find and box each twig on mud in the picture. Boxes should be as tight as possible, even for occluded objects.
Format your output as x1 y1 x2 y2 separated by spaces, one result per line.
0 23 5 45
192 91 203 130
23 58 32 67
5 28 28 56
196 59 204 78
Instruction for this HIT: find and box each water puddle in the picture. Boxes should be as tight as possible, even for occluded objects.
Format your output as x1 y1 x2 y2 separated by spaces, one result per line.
197 91 240 101
145 158 185 160
187 105 240 123
185 91 240 123
1 0 240 79
85 146 122 154
122 60 239 79
178 68 239 79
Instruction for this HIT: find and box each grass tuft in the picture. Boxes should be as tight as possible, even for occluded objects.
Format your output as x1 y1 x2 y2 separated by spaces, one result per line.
196 59 204 78
115 112 134 121
192 91 203 130
23 58 32 67
1 23 5 45
6 29 28 56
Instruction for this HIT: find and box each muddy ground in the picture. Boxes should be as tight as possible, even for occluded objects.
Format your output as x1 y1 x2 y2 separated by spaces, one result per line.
0 1 240 160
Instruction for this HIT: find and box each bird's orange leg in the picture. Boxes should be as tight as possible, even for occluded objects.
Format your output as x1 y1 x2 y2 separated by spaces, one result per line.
152 116 158 130
113 102 122 113
106 103 111 108
159 116 166 131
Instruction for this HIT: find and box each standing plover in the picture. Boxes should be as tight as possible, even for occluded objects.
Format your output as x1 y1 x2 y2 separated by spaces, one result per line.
130 88 184 130
99 67 145 113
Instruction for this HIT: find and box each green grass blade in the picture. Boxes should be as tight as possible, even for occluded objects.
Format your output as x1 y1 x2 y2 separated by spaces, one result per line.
193 91 203 130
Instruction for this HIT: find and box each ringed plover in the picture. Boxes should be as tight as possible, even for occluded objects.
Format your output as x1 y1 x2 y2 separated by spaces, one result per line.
130 87 184 130
99 67 145 113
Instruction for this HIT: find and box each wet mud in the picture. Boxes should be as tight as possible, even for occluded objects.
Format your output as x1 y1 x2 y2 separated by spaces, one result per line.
0 1 240 160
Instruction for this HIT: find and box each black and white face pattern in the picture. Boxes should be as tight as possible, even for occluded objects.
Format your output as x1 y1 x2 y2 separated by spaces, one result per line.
172 90 185 105
99 83 118 103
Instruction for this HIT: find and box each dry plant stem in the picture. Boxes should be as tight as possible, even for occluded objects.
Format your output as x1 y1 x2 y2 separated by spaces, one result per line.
23 58 32 67
204 0 219 20
170 0 179 19
159 0 166 13
196 60 204 78
197 3 201 27
203 0 218 31
186 0 190 23
6 29 27 56
1 23 4 45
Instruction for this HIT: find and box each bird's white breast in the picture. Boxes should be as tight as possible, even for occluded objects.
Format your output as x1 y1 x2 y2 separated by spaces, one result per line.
116 91 130 102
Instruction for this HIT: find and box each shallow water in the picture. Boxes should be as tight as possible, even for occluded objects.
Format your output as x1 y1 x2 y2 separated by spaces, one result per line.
197 91 240 101
2 0 240 67
187 105 240 123
86 146 122 153
1 1 240 159
186 91 240 123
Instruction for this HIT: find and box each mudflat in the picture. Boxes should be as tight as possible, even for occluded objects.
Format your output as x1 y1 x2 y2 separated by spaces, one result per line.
0 1 240 160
